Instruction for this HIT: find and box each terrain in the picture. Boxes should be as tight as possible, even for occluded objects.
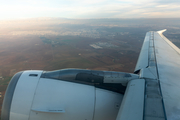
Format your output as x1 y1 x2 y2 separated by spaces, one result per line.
0 18 180 118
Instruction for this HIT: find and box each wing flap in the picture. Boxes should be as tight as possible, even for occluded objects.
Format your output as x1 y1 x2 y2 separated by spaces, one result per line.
116 79 145 120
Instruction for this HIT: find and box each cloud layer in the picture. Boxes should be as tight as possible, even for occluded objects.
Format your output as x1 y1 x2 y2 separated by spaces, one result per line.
0 0 180 19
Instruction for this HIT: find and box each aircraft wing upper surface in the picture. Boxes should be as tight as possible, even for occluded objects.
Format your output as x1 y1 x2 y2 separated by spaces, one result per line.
154 30 180 120
134 29 180 120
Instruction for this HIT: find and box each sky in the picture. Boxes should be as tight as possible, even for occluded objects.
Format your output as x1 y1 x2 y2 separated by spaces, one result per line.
0 0 180 20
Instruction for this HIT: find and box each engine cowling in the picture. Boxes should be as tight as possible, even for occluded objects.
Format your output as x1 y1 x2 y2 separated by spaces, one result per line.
2 70 124 120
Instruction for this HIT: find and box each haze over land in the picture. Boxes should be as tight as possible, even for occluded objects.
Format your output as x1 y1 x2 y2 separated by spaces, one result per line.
0 18 180 81
0 18 180 117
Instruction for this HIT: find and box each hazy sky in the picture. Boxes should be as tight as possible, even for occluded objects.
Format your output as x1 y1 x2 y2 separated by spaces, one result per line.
0 0 180 20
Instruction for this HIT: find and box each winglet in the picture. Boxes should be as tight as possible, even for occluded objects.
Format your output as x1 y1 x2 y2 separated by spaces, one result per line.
157 29 167 34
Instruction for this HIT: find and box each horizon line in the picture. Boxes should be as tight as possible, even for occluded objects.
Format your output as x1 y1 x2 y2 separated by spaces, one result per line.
1 17 180 21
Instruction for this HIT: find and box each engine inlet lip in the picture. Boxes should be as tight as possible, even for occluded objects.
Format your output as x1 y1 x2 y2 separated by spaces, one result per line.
1 71 23 120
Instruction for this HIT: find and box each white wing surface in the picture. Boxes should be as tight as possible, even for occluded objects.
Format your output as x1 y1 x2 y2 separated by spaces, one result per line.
117 30 180 120
137 29 180 120
154 30 180 120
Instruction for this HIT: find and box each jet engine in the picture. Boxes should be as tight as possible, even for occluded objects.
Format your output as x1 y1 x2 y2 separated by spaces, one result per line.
1 69 139 120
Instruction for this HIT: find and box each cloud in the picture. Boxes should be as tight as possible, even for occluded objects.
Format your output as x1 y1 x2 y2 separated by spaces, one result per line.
156 0 180 4
156 5 169 8
0 0 180 19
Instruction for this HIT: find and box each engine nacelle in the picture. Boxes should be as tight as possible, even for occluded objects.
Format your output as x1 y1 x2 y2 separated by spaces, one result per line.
2 70 124 120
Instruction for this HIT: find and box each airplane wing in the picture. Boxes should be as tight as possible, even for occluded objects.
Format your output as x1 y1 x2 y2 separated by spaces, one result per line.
116 29 180 120
148 30 180 120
